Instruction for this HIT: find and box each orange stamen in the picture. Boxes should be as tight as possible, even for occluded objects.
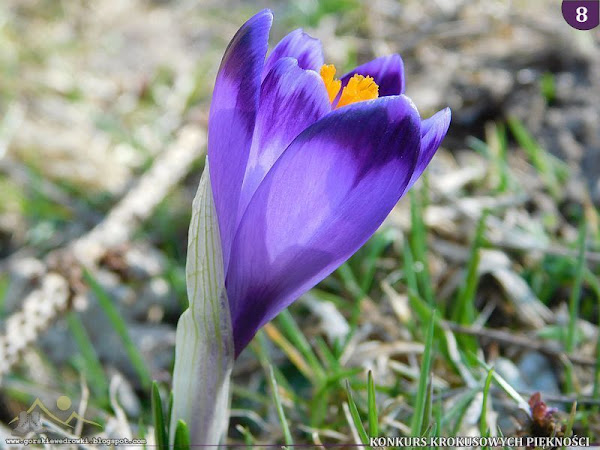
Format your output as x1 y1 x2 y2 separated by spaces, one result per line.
336 74 379 108
319 64 341 103
319 64 379 108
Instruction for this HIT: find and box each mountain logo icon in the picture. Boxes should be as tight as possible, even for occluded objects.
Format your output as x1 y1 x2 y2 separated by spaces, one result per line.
9 395 102 436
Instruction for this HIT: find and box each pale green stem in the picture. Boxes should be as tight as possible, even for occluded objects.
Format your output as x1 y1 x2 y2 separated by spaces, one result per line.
169 160 234 445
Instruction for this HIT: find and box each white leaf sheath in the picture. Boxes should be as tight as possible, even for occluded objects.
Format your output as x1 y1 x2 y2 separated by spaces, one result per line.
170 159 234 445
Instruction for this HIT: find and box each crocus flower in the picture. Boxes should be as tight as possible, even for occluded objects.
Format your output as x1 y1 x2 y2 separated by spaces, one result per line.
208 9 451 356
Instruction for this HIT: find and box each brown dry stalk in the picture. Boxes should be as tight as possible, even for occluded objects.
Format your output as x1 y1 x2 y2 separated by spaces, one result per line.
0 125 206 381
443 321 597 367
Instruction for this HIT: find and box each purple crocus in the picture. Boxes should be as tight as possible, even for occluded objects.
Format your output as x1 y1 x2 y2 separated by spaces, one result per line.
208 9 451 355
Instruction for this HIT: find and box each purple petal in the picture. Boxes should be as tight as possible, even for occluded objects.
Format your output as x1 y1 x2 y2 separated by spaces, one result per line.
340 54 406 97
227 95 421 354
240 57 331 216
208 9 272 271
406 107 451 191
262 29 324 79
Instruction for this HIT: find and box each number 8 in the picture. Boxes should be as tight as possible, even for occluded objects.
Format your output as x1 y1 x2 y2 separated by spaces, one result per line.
576 6 588 22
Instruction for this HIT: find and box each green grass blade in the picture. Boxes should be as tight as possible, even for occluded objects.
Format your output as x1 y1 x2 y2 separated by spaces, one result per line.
336 262 366 333
268 364 293 445
403 238 419 296
84 269 152 389
315 336 341 371
434 396 442 439
592 282 600 414
507 116 565 197
277 309 325 381
494 122 510 192
453 212 487 326
322 367 363 387
253 332 298 402
410 189 434 305
496 425 514 450
151 381 168 449
579 268 600 412
235 425 255 447
411 311 436 436
345 380 370 446
367 370 378 437
540 72 556 103
402 239 423 332
565 222 587 393
421 375 433 435
337 261 366 331
360 231 393 293
137 417 147 445
167 390 173 442
595 302 600 413
66 311 109 398
337 261 364 299
469 126 510 194
309 386 330 428
0 275 9 319
475 357 529 413
480 368 494 439
561 402 577 450
264 322 313 380
173 419 190 450
443 389 478 434
566 221 587 353
467 136 491 158
311 337 354 427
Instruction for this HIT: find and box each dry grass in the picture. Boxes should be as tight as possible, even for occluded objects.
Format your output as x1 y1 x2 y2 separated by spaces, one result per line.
0 0 599 446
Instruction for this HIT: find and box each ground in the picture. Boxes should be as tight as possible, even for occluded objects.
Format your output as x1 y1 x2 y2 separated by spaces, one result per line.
0 0 599 447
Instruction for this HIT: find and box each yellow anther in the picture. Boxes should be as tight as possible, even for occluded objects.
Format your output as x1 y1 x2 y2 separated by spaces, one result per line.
336 74 379 108
320 64 379 108
320 64 341 103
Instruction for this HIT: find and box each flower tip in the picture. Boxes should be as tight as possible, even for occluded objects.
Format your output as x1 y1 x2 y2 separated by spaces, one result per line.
438 107 452 130
250 9 274 26
258 8 273 17
389 53 403 64
295 27 319 41
398 93 420 116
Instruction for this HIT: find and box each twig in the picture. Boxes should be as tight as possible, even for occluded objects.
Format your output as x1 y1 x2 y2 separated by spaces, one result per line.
431 386 600 406
0 124 206 381
487 236 600 264
0 273 70 377
109 374 132 440
513 389 600 406
342 402 362 445
71 125 205 263
40 419 97 450
74 374 90 438
443 321 597 367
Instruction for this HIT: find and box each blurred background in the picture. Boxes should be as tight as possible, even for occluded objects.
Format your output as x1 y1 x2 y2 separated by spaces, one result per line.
0 0 599 446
